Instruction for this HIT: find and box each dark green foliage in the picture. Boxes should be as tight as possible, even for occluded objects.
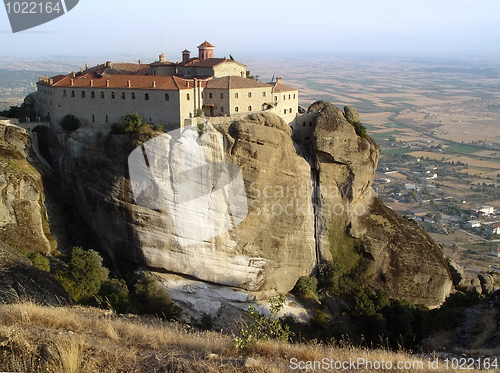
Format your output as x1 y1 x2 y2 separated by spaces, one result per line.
55 247 109 302
110 122 125 134
95 279 133 314
27 252 50 272
196 108 204 117
133 275 180 320
197 122 204 135
193 313 214 330
346 117 367 138
246 70 259 81
0 106 20 118
59 114 80 132
293 276 318 298
123 113 142 132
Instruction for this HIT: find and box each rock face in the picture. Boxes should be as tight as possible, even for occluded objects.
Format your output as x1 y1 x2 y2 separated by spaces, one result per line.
308 102 452 307
0 124 53 254
72 113 316 296
344 106 360 124
0 240 69 305
38 101 452 309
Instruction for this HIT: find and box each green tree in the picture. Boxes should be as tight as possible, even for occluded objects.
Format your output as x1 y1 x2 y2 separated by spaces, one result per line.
123 113 142 132
133 275 180 320
56 247 109 302
59 114 80 132
246 70 259 81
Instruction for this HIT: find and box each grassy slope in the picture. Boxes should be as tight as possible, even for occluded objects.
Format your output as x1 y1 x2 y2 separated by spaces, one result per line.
0 303 493 373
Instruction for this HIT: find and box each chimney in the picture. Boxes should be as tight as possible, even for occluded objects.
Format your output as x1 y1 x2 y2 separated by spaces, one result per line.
85 63 89 70
182 50 191 65
159 53 167 62
127 80 131 88
71 71 76 77
70 79 74 86
138 60 142 65
276 77 282 84
90 80 93 87
49 78 53 85
80 67 83 72
106 80 109 87
152 81 156 88
187 80 190 88
105 61 112 68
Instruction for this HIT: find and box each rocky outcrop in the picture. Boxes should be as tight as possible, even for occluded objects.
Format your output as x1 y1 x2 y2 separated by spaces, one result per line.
344 106 360 124
72 113 316 296
0 124 53 254
309 102 452 307
0 240 69 305
39 101 452 309
449 260 495 295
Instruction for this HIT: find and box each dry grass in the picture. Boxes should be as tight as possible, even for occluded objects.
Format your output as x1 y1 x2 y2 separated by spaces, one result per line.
0 302 496 372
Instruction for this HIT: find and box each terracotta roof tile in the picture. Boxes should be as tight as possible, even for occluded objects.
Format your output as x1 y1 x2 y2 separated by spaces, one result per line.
198 41 215 48
268 82 298 93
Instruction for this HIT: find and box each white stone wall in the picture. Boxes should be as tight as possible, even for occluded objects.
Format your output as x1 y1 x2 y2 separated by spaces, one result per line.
213 62 246 78
268 90 299 125
204 86 274 117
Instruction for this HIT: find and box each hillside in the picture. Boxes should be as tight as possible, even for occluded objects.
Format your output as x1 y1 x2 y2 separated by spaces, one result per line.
2 301 496 373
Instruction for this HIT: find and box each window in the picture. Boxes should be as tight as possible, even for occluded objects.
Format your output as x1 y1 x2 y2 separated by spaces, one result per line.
187 93 190 101
283 95 286 100
132 93 136 100
309 122 313 127
274 96 277 102
248 92 252 98
220 93 224 99
262 91 266 97
100 92 105 99
209 93 213 98
235 107 239 113
121 92 126 99
289 94 291 99
63 90 67 97
221 107 224 113
303 122 306 127
106 115 108 123
235 93 239 98
284 109 287 114
112 92 115 99
145 93 149 100
71 90 75 97
248 106 252 111
293 94 296 99
290 108 292 113
91 91 95 98
165 93 169 101
92 114 95 122
81 91 86 98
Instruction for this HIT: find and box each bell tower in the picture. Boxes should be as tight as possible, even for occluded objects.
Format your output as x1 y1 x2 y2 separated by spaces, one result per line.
198 41 215 61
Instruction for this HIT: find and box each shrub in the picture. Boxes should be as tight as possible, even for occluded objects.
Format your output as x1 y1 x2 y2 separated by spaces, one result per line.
123 113 142 132
55 247 109 302
27 252 50 273
196 108 204 117
197 122 204 136
59 114 80 132
293 276 318 297
132 275 180 321
233 294 290 349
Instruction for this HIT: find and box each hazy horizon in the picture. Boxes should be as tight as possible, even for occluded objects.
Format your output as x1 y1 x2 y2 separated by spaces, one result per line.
1 0 500 62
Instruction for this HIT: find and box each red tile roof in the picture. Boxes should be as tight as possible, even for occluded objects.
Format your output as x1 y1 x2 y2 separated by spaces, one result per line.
268 82 298 93
198 41 215 48
39 74 206 91
206 76 272 89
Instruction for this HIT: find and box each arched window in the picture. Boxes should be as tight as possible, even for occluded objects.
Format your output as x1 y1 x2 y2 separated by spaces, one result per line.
91 91 95 98
81 91 86 98
165 93 169 101
106 115 108 123
235 93 239 99
303 122 306 127
63 90 67 97
235 107 239 113
248 92 252 98
121 92 126 99
131 93 136 100
289 94 291 99
283 95 286 100
220 93 224 99
290 108 292 113
274 96 277 102
262 91 266 97
284 109 287 114
145 93 149 100
293 94 296 99
187 93 190 101
100 92 105 99
221 107 224 113
248 106 252 112
111 92 115 99
71 90 75 97
92 114 95 122
209 93 213 98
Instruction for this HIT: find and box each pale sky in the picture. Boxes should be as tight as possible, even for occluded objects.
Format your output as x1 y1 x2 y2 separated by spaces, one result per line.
1 0 500 61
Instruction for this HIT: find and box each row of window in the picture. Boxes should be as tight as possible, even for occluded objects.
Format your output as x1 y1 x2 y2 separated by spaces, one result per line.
62 90 172 101
206 92 296 100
